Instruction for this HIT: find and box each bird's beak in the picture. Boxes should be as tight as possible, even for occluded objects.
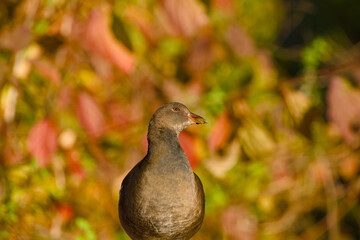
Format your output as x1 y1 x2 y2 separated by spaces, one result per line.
188 112 207 125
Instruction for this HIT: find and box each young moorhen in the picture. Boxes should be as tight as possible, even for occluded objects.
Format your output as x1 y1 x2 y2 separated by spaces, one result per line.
118 102 206 240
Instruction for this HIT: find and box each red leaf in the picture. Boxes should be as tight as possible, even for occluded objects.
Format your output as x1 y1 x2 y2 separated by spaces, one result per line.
27 119 58 167
56 204 74 223
327 76 360 145
57 86 73 109
221 205 258 240
225 24 255 57
212 0 234 13
107 102 129 128
125 7 158 43
161 0 209 37
76 9 136 74
76 92 105 138
0 25 33 51
179 131 200 169
67 150 86 180
186 36 214 74
208 111 231 152
4 145 23 166
31 59 61 84
107 101 143 129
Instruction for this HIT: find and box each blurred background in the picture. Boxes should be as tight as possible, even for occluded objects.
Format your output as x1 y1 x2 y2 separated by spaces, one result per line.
1 0 360 239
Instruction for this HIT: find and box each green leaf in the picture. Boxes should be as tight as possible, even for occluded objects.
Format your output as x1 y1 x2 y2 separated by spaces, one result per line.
112 12 133 51
158 38 186 58
301 37 332 72
33 20 50 35
75 218 96 240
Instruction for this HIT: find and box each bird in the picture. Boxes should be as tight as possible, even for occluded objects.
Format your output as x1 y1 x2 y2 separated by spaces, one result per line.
118 102 206 240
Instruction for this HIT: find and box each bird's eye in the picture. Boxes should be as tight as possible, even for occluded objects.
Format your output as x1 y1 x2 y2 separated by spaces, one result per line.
173 107 180 112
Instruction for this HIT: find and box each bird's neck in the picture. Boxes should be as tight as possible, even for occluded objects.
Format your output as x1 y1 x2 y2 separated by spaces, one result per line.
146 126 190 169
147 126 180 153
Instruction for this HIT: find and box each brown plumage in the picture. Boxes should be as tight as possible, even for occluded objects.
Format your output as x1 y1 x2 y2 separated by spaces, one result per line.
118 102 206 240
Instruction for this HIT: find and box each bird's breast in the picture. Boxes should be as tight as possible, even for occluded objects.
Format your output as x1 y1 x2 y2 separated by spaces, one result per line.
119 154 204 239
135 166 202 236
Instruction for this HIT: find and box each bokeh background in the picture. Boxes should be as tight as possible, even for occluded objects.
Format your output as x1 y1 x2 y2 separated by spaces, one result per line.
1 0 360 239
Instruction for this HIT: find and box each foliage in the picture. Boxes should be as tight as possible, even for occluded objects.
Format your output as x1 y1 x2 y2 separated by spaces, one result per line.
0 0 360 239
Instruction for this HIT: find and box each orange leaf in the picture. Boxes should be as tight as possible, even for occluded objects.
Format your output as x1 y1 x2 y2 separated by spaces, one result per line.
76 92 105 138
27 119 57 167
78 9 136 74
310 162 331 184
339 154 359 180
179 131 199 169
208 111 231 152
161 0 209 37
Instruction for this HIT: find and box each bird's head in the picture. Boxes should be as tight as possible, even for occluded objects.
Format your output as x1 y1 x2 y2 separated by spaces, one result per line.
149 102 207 134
